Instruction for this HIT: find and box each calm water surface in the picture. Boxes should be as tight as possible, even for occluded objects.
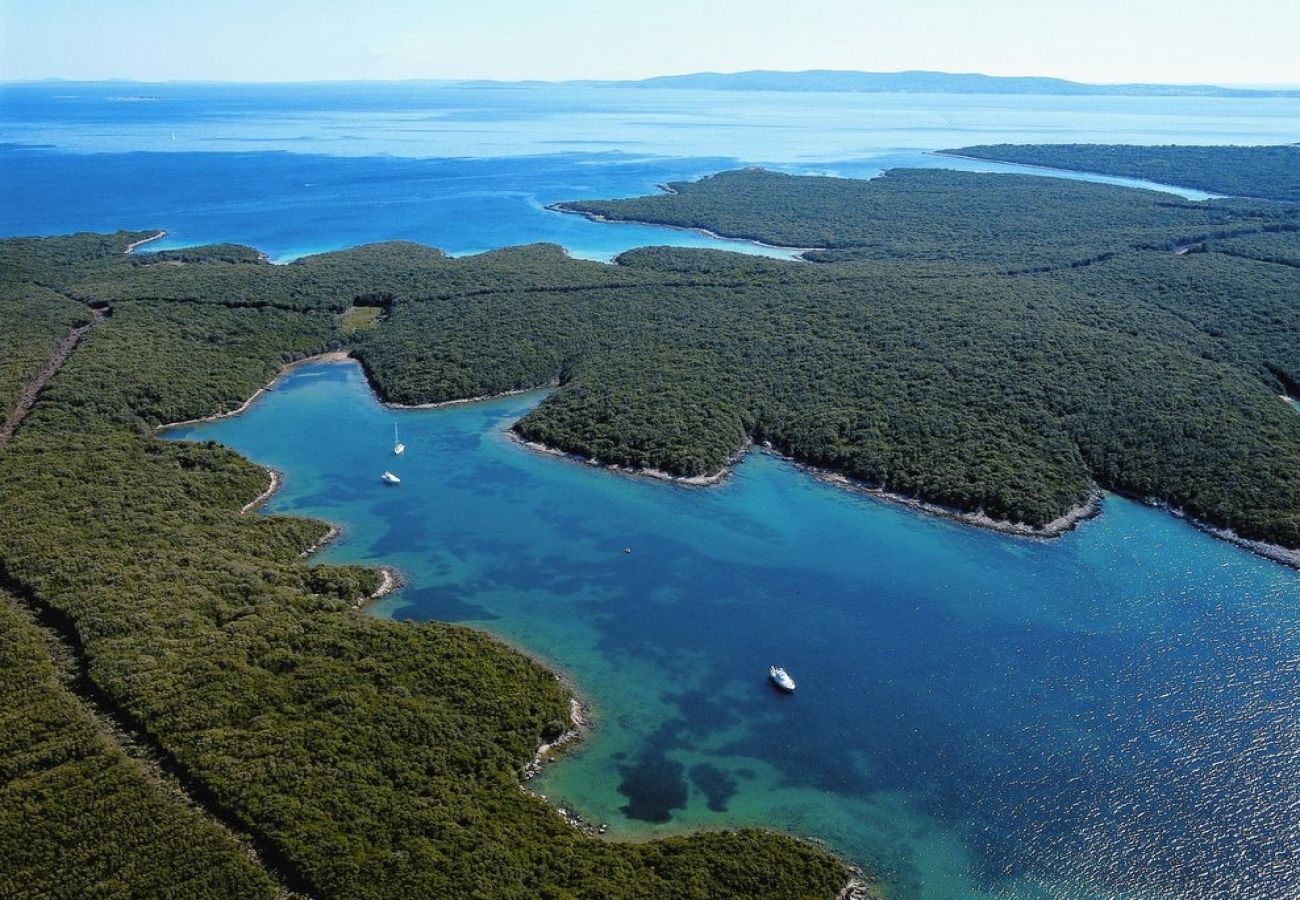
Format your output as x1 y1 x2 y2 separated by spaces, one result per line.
169 362 1300 900
19 79 1300 898
4 82 1293 259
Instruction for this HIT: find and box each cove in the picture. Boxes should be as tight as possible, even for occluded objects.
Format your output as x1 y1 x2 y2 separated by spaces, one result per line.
166 359 1300 900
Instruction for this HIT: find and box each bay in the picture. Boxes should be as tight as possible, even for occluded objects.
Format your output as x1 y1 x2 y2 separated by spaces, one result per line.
14 78 1300 898
168 361 1300 899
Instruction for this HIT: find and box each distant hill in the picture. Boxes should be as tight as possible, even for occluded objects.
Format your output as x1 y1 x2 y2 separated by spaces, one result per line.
598 70 1300 98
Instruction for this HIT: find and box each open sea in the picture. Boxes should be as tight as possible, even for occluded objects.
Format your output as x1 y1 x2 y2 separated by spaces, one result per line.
6 80 1299 898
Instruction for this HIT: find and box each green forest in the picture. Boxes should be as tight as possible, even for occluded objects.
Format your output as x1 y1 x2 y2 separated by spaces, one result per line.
943 143 1300 202
2 150 1299 896
0 233 850 898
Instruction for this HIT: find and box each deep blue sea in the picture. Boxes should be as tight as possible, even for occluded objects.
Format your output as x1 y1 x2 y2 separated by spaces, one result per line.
8 81 1300 898
5 81 1292 259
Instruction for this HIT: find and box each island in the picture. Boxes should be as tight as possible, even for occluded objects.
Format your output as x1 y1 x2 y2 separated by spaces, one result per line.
941 143 1300 202
2 148 1298 897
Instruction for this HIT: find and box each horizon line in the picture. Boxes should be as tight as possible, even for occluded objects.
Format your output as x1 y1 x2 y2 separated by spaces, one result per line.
3 68 1299 91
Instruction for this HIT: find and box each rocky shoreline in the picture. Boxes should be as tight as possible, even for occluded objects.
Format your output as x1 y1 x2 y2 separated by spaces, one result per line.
798 457 1105 539
240 467 282 514
510 429 751 487
1125 496 1300 569
180 352 1300 571
520 696 609 836
511 426 1105 538
358 565 403 607
383 379 557 410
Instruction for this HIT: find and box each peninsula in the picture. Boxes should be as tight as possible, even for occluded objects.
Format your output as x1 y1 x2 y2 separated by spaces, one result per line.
2 145 1299 897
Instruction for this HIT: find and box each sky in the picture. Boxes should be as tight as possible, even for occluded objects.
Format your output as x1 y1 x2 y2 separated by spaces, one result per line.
1 0 1298 85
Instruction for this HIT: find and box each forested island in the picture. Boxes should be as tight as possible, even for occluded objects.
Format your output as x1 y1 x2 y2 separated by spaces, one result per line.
943 143 1300 202
2 148 1299 896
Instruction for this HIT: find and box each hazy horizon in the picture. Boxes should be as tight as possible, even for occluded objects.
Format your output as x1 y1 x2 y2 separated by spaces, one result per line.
3 0 1298 86
3 68 1297 90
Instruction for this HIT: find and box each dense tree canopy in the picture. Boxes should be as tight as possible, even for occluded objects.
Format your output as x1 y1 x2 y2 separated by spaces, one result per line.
0 591 279 899
365 169 1300 544
0 230 851 898
943 143 1300 202
3 150 1298 897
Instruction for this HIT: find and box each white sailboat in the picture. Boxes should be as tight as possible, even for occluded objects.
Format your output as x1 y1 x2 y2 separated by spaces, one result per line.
381 471 400 485
768 666 796 692
393 423 405 456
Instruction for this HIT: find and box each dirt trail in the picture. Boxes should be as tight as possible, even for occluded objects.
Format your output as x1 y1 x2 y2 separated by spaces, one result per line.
0 308 105 446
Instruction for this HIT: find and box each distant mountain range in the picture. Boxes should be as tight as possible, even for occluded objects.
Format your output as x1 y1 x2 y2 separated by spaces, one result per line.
14 71 1299 97
576 70 1300 98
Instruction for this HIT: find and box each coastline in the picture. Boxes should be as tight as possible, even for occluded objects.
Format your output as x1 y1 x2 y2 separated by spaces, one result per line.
157 355 616 842
156 351 353 430
926 151 1228 199
545 202 818 260
511 429 750 487
521 696 607 836
1195 522 1300 569
384 379 558 410
511 426 1104 537
1123 496 1300 570
124 230 167 254
798 458 1105 539
299 524 340 558
358 565 403 607
241 467 282 514
505 424 1298 565
175 351 1300 570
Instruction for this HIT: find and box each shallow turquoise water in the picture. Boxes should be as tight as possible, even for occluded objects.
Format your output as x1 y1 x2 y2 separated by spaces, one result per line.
169 361 1300 900
19 77 1300 899
4 81 1289 259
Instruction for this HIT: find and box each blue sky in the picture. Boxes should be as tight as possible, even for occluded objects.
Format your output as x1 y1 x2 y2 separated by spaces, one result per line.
1 0 1296 85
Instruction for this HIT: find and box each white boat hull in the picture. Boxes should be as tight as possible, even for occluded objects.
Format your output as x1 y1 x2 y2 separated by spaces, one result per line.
769 666 796 692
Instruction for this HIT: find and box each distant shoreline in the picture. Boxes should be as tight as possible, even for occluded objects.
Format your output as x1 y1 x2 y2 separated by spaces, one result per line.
796 458 1104 539
545 202 818 260
124 230 167 254
930 151 1230 200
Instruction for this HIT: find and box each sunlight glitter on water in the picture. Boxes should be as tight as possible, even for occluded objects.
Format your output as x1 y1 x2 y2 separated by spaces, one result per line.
168 361 1300 900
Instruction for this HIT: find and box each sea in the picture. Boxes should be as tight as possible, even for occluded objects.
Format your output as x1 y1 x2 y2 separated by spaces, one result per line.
5 80 1300 899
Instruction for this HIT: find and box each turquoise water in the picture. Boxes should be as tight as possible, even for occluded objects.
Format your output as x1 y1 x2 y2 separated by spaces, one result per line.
16 78 1300 898
168 361 1300 900
4 82 1293 259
